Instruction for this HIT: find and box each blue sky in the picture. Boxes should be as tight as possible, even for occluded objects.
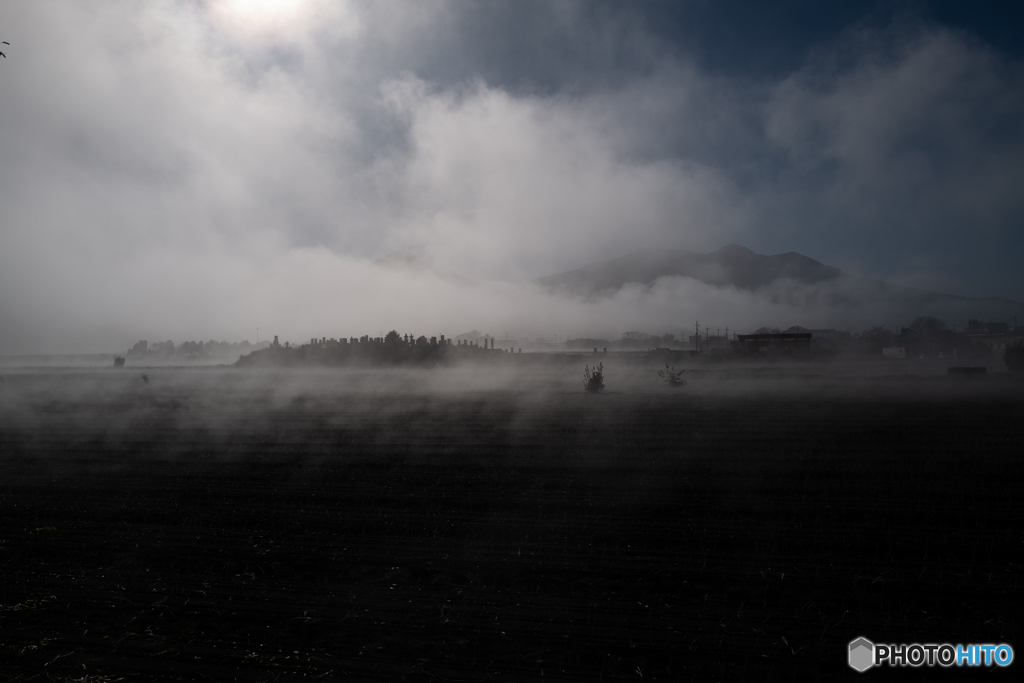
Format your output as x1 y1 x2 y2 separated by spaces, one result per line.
0 1 1022 350
640 1 1024 76
405 0 1024 296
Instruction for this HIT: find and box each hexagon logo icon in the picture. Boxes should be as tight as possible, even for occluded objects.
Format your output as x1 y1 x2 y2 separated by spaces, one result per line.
848 637 875 672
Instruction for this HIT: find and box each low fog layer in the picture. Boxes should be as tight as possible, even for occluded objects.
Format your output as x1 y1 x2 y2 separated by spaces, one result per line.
2 2 1023 353
2 364 1018 439
7 254 1000 358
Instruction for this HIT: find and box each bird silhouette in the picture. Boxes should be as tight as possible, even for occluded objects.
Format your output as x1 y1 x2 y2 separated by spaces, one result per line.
141 373 149 384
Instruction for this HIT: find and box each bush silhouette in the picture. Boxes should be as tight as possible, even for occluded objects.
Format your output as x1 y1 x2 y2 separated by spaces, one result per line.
583 363 605 393
657 364 686 387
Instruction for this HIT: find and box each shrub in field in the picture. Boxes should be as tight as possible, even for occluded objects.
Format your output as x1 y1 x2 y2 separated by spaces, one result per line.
657 364 686 387
1006 341 1024 372
583 363 605 393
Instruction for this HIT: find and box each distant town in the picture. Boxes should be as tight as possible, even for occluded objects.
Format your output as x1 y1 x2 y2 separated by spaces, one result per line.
115 316 1023 371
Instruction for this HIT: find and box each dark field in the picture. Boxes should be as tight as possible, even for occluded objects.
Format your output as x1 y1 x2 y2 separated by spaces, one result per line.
1 366 1022 681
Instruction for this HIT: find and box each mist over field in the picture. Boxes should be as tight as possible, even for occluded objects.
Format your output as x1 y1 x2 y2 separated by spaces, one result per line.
2 360 1021 679
2 2 1024 353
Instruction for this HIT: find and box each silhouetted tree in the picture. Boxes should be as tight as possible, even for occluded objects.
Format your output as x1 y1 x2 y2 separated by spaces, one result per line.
862 326 896 355
909 316 948 334
128 340 149 357
902 317 956 357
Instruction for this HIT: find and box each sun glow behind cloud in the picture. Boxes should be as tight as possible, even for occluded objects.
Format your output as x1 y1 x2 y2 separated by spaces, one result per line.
206 0 353 43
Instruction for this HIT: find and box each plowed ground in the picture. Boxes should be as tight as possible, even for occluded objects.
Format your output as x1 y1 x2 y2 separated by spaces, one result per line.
1 371 1021 681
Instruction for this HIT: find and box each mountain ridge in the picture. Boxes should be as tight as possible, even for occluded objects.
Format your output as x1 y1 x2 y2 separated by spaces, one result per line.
536 244 845 294
535 244 1022 322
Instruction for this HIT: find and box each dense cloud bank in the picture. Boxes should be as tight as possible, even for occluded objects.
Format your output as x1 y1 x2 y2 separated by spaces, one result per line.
1 2 1022 352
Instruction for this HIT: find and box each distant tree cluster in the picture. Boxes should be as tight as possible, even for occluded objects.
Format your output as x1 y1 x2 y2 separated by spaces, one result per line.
235 331 506 368
127 339 264 362
736 316 1011 360
563 332 679 351
230 315 1019 370
619 332 677 349
849 317 992 359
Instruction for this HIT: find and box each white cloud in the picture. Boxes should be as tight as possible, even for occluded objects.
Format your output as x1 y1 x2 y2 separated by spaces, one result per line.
1 3 1022 353
763 27 1024 287
381 75 741 279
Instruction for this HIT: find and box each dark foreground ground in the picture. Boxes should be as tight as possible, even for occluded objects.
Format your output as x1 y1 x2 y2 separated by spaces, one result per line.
0 367 1021 681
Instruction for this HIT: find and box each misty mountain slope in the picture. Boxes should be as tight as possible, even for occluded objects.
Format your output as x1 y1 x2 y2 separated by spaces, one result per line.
535 245 842 297
536 245 1023 323
374 250 475 286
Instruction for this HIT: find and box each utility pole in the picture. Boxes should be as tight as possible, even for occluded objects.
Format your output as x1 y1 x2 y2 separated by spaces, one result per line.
695 321 700 352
